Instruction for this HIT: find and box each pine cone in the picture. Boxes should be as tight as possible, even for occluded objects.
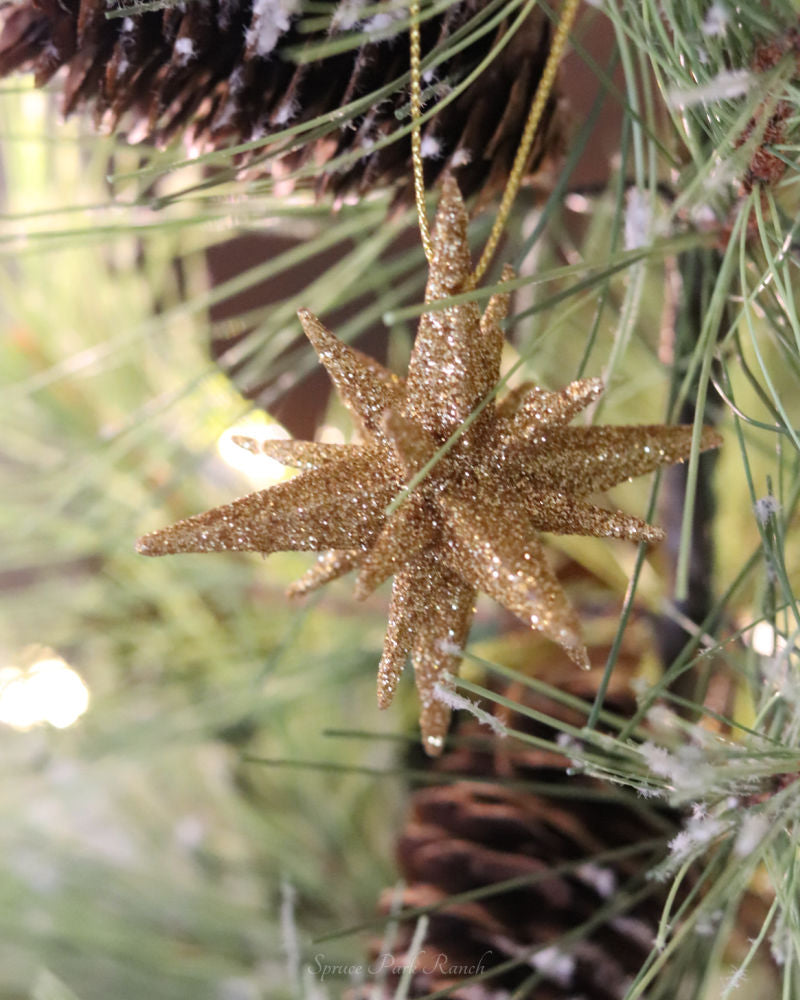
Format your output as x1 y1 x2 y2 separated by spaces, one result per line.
354 652 686 1000
736 29 800 193
0 0 563 203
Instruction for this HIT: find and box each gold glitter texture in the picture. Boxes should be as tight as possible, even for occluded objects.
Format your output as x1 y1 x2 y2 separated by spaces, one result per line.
137 176 721 755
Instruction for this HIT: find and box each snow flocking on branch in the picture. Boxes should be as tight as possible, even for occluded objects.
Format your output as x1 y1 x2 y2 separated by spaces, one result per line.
754 495 781 525
666 69 752 109
432 672 508 738
624 188 654 251
702 1 730 37
246 0 302 57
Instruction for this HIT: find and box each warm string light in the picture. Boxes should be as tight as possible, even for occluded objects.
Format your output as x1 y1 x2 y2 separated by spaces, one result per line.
408 0 581 284
217 418 294 487
0 652 89 730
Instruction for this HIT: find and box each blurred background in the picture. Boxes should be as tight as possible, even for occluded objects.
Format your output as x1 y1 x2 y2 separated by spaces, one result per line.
1 81 414 999
1 1 799 998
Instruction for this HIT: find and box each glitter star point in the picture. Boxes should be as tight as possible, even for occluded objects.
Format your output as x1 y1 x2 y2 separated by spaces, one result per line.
137 177 722 755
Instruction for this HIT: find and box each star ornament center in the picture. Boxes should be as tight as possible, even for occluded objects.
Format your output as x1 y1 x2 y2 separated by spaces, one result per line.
137 177 721 755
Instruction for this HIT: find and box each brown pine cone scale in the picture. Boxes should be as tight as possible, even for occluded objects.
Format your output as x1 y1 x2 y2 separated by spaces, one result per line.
0 0 562 203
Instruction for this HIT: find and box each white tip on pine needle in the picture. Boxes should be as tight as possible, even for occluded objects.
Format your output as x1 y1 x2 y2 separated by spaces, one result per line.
721 966 747 996
666 69 752 109
624 188 653 251
280 879 300 988
754 495 781 525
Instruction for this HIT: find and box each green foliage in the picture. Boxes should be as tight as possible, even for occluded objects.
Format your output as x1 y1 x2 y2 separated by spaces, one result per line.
0 82 404 1000
1 0 800 997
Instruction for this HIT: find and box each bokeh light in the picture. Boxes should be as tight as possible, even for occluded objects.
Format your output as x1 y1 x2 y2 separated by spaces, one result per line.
0 654 89 730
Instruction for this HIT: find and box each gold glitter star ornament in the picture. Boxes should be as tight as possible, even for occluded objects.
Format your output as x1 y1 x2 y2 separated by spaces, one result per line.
137 177 721 755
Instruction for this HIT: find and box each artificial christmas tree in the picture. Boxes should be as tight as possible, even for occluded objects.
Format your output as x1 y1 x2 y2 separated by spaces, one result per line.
0 0 561 202
1 1 798 998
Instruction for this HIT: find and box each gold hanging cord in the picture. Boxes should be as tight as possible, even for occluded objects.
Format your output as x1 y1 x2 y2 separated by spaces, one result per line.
409 0 433 262
409 0 580 285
